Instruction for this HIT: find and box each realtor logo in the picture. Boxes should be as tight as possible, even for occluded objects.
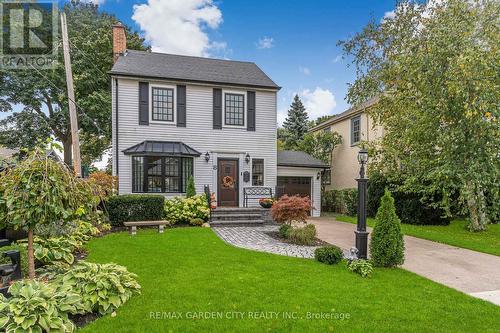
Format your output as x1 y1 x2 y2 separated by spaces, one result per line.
0 0 58 69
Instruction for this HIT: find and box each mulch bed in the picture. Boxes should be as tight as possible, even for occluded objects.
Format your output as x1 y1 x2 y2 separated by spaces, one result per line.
70 313 101 328
265 231 332 246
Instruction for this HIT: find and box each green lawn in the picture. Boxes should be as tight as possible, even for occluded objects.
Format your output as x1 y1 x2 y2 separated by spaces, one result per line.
81 228 499 332
329 214 500 256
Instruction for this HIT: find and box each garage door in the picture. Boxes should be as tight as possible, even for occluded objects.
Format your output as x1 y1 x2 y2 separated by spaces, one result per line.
276 176 311 199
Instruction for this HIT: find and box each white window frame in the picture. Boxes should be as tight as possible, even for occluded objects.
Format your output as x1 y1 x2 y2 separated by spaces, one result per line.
150 83 176 125
222 90 247 128
350 115 361 146
251 158 265 187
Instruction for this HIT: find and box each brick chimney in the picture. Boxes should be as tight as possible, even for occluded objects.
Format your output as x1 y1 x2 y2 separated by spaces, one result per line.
112 22 126 63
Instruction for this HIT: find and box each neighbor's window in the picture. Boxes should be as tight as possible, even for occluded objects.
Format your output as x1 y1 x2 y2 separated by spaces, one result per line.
351 116 361 145
321 169 331 185
152 87 174 122
224 93 244 126
132 156 193 193
252 159 264 186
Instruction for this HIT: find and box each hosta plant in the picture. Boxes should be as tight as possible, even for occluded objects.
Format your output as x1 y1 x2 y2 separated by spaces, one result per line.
0 279 84 333
57 262 141 315
31 236 78 265
347 260 374 278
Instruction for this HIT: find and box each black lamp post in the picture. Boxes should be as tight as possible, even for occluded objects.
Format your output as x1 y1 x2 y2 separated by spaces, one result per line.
355 148 369 259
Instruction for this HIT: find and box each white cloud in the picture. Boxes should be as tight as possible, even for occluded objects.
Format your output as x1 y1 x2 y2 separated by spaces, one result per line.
381 10 396 23
132 0 224 57
300 87 337 120
331 55 342 63
256 36 274 49
299 66 311 75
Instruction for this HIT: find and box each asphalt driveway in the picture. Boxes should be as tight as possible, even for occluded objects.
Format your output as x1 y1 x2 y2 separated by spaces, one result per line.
309 217 500 306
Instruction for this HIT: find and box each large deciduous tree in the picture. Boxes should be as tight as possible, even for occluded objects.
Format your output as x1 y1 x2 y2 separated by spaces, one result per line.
297 131 343 164
0 1 146 166
339 0 499 231
282 95 309 149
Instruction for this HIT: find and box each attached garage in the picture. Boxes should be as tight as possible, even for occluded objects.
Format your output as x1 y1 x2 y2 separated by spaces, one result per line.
277 151 329 217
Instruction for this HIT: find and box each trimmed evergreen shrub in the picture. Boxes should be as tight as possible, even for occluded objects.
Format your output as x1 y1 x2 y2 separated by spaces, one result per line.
370 189 405 267
321 189 358 216
314 246 343 265
107 195 165 225
367 171 450 225
279 224 292 239
288 224 316 245
186 175 196 198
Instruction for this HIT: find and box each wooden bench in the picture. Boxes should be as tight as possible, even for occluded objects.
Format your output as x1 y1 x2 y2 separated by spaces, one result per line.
123 221 170 236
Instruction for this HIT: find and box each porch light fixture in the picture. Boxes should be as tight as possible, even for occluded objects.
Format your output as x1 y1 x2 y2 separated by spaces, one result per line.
317 171 321 180
205 152 210 163
245 152 251 164
355 148 369 259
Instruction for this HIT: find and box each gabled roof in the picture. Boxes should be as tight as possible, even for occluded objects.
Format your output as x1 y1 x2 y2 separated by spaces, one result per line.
123 141 201 157
309 96 379 132
277 150 329 169
110 50 280 90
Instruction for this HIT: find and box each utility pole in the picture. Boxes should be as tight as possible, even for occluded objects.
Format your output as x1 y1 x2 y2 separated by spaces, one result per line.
60 12 81 177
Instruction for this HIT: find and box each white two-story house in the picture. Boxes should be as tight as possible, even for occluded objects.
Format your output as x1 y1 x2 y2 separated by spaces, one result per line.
110 24 326 216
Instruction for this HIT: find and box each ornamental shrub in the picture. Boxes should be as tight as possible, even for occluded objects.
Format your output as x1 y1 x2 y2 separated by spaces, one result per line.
56 262 141 315
88 171 117 198
367 170 450 225
186 175 196 198
321 189 358 216
314 246 343 265
164 194 209 224
288 224 317 245
279 224 292 239
348 259 373 278
0 279 84 332
370 189 405 267
107 195 165 225
271 195 312 225
189 218 205 226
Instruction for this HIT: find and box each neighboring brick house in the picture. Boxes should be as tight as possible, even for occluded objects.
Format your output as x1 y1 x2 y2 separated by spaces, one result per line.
309 97 382 190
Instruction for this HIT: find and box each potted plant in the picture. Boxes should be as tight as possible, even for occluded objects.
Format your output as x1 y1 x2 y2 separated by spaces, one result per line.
259 198 274 209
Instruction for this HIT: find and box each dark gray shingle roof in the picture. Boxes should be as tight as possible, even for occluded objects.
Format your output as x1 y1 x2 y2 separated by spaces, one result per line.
277 150 329 169
110 50 280 90
123 141 201 156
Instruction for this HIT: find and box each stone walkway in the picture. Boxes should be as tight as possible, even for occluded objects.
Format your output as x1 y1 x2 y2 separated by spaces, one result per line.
309 217 500 306
212 225 319 258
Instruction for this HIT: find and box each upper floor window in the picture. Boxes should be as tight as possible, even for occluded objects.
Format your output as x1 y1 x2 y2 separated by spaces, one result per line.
323 127 331 133
351 115 361 145
152 87 174 122
224 93 244 126
252 159 264 186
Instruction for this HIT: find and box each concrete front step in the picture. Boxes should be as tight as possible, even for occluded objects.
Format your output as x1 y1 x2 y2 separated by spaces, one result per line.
211 213 263 221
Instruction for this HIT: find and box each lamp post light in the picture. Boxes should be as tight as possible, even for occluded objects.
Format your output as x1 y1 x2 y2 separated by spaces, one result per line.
355 148 369 259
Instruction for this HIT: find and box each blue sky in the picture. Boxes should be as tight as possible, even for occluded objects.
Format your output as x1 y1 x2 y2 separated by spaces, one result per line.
98 0 397 124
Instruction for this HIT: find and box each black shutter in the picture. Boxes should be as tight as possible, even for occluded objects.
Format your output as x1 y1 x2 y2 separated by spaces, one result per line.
138 82 149 125
213 88 222 129
247 91 256 131
177 85 186 127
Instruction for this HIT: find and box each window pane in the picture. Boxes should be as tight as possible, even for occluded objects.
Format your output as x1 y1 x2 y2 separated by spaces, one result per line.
132 157 144 192
224 93 244 126
252 159 264 186
147 157 163 192
182 158 194 193
165 157 180 192
152 87 174 121
351 116 361 144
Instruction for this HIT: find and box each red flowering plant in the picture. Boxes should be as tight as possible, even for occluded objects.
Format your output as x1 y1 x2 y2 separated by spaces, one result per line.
271 195 312 225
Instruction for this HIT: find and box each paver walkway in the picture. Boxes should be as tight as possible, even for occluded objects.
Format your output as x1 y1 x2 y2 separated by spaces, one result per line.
309 217 500 306
212 225 319 258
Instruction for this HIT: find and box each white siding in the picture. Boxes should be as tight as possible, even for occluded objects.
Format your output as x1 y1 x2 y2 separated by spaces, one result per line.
277 166 322 217
113 77 277 207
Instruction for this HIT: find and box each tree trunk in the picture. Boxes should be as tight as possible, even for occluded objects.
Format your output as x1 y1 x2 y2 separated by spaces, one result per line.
465 180 488 232
27 228 35 279
63 136 72 166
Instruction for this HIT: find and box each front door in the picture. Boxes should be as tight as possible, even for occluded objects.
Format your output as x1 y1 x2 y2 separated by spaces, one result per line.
218 159 239 207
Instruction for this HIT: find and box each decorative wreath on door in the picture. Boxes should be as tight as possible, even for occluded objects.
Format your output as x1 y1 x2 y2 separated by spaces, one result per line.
222 176 234 188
